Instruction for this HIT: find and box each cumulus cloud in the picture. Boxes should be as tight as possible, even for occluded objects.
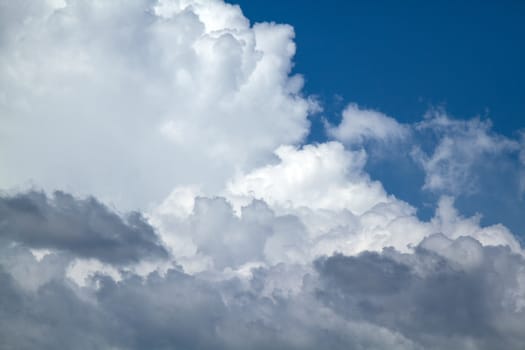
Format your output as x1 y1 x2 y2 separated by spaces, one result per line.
315 236 525 350
0 167 523 350
1 0 525 349
149 144 521 274
0 0 315 209
326 103 409 145
226 142 393 214
0 232 524 349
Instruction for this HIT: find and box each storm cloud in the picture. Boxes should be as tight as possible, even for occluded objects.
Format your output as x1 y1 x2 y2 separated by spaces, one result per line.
0 191 168 264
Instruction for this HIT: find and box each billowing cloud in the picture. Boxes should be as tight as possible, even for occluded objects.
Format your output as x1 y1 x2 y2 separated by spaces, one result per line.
1 0 525 349
150 143 520 274
0 232 524 349
315 235 525 350
0 0 315 209
226 142 392 214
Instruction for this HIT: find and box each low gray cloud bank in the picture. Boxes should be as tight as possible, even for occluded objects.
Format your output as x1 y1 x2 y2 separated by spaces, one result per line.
0 192 524 349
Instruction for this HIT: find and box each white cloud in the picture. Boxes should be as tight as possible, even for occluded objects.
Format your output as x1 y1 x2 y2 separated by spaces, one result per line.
0 0 315 210
412 109 519 194
326 103 409 145
148 142 522 274
226 141 393 215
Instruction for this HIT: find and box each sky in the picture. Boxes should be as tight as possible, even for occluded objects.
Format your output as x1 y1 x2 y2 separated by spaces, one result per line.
1 1 525 349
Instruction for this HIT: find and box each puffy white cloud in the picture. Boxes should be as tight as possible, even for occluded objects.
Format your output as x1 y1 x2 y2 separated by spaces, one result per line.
226 142 393 214
326 103 409 145
0 0 315 210
149 142 522 275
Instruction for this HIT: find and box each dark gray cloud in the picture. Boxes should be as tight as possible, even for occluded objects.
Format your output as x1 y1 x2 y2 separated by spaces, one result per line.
0 249 416 350
315 235 525 349
0 265 113 350
0 191 168 264
0 231 524 349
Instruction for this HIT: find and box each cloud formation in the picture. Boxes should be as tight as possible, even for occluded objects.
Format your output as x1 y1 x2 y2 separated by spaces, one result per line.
412 110 520 194
315 235 525 349
1 0 525 349
151 149 521 274
0 0 315 209
0 191 168 264
326 103 409 145
0 231 524 350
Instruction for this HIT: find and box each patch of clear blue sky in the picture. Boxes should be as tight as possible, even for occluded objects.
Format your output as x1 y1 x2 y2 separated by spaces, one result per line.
231 0 525 237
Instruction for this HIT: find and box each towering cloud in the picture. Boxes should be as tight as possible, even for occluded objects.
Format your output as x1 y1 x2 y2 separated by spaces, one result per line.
0 0 315 209
0 0 524 349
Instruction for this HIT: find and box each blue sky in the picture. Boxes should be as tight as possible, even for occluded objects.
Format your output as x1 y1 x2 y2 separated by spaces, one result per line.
235 0 525 236
235 0 525 135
